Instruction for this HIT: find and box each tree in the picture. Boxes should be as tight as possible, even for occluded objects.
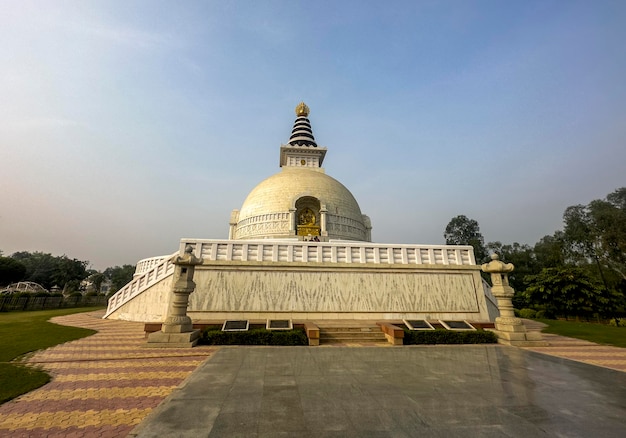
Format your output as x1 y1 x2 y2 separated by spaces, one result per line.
444 215 487 263
524 266 604 320
588 197 626 279
53 256 89 294
563 187 626 281
0 257 27 286
533 231 567 268
9 252 89 292
607 187 626 210
11 252 59 289
104 265 135 293
86 271 105 294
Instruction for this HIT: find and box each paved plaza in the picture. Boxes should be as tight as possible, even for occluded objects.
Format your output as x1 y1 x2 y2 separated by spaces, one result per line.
0 311 625 437
132 346 626 437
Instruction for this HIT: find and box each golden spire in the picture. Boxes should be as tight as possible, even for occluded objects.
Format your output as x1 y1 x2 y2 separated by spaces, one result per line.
295 102 310 117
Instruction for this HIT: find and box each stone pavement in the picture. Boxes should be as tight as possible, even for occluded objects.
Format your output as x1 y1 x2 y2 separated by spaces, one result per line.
132 345 626 437
0 311 217 438
1 313 625 437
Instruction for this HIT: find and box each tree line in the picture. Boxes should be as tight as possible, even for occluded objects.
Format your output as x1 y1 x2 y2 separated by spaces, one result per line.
0 251 135 296
445 187 626 320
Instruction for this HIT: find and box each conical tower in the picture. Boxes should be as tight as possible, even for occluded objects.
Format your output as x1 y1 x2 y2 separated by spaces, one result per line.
280 102 326 168
288 102 317 147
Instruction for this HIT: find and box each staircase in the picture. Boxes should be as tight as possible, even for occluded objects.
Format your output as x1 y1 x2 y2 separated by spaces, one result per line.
316 321 387 345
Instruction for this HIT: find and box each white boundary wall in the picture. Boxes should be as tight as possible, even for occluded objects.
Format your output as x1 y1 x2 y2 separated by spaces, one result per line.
105 239 492 322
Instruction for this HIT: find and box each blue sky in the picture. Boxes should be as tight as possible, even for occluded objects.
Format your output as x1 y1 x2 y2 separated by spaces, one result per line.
1 0 625 270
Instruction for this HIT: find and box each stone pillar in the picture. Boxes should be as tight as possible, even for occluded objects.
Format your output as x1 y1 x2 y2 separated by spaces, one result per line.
228 209 239 239
362 214 372 242
146 245 203 348
320 205 328 239
481 254 547 346
288 208 296 234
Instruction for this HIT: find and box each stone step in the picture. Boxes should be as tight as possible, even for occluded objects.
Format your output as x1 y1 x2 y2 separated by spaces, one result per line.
320 327 383 333
319 326 386 344
320 332 385 339
320 336 387 344
321 337 387 344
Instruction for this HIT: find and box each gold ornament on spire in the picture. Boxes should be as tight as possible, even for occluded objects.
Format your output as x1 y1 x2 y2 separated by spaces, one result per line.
295 102 310 117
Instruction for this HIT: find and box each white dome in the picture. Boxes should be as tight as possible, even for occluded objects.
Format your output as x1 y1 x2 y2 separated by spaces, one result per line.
232 168 370 241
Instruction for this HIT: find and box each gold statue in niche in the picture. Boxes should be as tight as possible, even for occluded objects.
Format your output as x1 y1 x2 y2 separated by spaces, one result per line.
297 207 320 236
298 208 316 226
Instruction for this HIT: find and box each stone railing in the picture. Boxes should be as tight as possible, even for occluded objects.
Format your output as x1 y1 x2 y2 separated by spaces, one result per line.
104 255 176 318
178 239 476 265
134 254 174 277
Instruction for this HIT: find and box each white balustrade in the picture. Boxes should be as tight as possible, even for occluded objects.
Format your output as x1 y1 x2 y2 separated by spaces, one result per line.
134 254 173 277
104 255 176 318
178 239 476 266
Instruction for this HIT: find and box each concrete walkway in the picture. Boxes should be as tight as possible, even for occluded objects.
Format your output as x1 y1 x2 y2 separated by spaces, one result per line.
1 312 625 437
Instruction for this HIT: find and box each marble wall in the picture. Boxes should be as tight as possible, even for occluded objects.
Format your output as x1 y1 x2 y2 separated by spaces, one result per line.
107 262 490 322
189 269 481 313
186 263 489 321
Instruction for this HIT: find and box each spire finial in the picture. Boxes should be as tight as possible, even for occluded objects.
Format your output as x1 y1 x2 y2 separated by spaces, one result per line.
295 102 310 117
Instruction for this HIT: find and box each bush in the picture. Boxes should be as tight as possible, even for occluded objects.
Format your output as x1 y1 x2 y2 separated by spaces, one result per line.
269 329 308 345
609 318 622 327
33 292 51 298
403 329 498 345
514 309 521 317
535 310 546 319
199 328 308 346
518 308 537 319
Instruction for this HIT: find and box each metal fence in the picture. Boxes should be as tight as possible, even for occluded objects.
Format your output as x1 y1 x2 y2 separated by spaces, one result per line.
0 295 108 312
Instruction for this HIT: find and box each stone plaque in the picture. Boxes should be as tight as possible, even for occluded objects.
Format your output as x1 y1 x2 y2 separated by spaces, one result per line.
439 320 475 331
222 320 249 331
266 319 293 330
403 319 435 331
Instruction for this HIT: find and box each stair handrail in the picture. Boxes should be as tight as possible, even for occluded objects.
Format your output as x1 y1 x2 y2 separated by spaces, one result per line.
103 252 177 318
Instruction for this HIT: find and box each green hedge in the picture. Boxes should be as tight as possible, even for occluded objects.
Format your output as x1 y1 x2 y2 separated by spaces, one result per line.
403 329 498 345
519 308 537 319
199 327 308 346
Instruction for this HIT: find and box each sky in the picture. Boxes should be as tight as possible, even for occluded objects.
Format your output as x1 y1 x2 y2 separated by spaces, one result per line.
1 0 625 270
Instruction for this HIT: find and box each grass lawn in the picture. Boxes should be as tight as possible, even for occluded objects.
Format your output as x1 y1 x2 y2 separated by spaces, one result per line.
537 318 626 348
0 308 101 404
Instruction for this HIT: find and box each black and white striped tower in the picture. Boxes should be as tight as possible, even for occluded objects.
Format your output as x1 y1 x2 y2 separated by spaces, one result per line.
288 102 317 147
280 102 327 168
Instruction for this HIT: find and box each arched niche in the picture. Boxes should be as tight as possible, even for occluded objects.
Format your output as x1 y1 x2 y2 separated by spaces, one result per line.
295 196 321 237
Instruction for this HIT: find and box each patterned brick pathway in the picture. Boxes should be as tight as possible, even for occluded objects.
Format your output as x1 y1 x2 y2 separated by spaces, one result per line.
0 311 217 438
1 314 624 437
521 319 626 372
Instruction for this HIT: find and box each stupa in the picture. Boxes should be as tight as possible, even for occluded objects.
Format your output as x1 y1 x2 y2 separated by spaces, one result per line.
105 103 498 324
229 102 371 243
